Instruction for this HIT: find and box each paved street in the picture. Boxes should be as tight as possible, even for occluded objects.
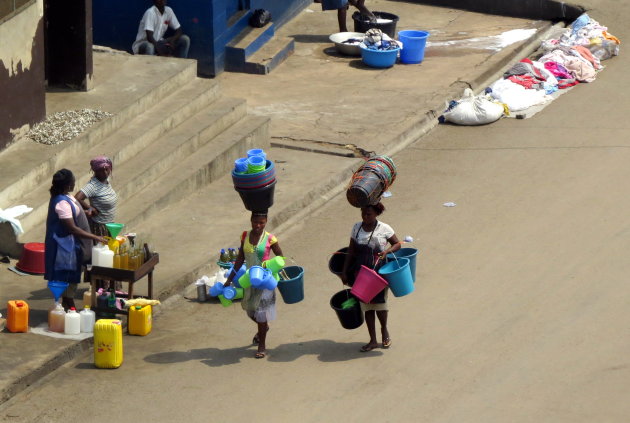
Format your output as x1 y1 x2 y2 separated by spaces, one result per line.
2 1 629 422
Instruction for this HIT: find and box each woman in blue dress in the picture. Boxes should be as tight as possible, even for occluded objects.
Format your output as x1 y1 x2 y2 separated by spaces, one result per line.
44 169 107 310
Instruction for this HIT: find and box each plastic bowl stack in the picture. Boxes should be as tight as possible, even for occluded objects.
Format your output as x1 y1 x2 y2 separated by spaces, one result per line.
232 148 276 211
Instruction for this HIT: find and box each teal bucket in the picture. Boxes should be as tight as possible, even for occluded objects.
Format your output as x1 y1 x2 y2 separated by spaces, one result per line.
277 266 304 304
386 248 419 282
398 30 429 64
378 257 414 297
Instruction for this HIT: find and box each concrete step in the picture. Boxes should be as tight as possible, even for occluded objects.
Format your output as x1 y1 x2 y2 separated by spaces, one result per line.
225 22 275 64
19 78 222 241
0 56 198 209
119 115 270 230
114 97 248 201
226 36 294 75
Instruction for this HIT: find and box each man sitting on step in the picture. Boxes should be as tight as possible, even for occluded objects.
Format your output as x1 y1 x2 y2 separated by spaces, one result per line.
132 0 190 58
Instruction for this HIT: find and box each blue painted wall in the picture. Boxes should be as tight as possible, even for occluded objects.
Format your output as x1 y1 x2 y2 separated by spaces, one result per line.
93 0 310 76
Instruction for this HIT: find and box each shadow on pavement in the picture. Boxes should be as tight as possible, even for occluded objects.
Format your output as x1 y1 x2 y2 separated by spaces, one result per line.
290 34 331 43
142 339 382 367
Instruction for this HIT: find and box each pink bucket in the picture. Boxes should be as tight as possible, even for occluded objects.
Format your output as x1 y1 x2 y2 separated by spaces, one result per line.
350 265 388 303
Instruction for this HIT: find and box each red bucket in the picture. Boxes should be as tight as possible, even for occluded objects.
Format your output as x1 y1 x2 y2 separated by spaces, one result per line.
16 242 45 274
350 265 388 303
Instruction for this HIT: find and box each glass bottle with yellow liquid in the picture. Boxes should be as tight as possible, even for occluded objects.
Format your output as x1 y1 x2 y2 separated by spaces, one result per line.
120 246 129 270
113 249 121 269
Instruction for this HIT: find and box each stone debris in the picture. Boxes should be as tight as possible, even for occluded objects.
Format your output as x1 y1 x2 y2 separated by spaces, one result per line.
28 109 112 145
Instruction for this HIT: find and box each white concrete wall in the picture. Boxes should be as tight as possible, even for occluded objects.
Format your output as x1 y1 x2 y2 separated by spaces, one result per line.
0 0 43 77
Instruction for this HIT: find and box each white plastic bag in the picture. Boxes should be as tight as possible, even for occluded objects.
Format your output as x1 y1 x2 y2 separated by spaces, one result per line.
443 89 505 125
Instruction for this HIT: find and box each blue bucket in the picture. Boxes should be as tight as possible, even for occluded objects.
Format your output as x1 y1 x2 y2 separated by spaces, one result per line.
249 265 266 287
277 266 304 304
225 264 247 286
234 157 248 173
223 286 237 300
261 270 278 290
209 282 225 297
398 30 429 64
386 248 419 282
378 257 414 297
247 148 266 159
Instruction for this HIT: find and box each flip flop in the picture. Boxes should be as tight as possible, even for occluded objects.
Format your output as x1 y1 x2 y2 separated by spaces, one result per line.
360 344 377 352
382 338 392 349
255 351 266 359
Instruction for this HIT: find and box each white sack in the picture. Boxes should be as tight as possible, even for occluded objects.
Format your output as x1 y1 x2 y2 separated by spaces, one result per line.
443 88 505 125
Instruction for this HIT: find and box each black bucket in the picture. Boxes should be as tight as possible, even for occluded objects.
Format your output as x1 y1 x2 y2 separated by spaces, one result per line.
328 247 358 286
235 180 276 211
346 170 384 208
352 11 399 38
330 289 364 330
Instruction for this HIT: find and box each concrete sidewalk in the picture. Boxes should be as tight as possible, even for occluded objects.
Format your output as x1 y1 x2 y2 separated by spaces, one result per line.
0 0 562 405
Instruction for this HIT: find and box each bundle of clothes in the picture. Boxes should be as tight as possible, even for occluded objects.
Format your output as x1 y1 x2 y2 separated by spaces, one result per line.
360 28 402 51
441 14 621 124
489 13 620 112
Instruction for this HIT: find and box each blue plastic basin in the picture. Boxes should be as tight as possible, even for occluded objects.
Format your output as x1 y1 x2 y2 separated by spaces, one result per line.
360 46 400 68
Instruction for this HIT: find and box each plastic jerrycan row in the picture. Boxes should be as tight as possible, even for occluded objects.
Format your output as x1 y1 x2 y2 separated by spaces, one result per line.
7 300 29 333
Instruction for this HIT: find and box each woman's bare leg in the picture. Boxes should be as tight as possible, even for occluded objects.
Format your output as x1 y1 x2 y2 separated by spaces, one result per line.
256 321 269 355
337 6 349 32
361 310 379 351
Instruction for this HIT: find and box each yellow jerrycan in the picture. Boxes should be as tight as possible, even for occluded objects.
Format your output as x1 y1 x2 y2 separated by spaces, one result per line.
128 305 152 336
94 319 123 368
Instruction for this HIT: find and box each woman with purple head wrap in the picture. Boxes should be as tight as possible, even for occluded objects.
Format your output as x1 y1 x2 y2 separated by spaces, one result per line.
75 155 118 237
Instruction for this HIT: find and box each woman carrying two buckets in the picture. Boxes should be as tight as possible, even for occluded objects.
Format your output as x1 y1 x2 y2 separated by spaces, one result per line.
342 202 400 352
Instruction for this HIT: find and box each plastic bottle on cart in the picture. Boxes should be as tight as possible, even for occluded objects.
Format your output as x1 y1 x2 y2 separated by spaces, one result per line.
48 302 66 333
100 248 114 268
113 250 121 269
80 306 96 333
143 243 152 263
64 307 81 335
120 246 129 270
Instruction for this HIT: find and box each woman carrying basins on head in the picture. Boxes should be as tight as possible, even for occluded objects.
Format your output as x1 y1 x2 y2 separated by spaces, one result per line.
45 169 107 310
75 156 118 238
225 211 283 359
342 202 400 352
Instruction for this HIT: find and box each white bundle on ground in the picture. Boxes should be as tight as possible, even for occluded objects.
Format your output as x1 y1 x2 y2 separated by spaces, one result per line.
489 79 551 112
442 88 506 125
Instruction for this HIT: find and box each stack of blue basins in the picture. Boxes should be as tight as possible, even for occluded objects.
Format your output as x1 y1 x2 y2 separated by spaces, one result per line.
232 150 276 211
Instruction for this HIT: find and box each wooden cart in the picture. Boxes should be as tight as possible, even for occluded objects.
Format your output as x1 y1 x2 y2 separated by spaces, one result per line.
86 253 159 316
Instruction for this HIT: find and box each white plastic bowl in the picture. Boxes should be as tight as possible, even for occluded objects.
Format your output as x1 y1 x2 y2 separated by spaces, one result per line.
329 32 365 56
